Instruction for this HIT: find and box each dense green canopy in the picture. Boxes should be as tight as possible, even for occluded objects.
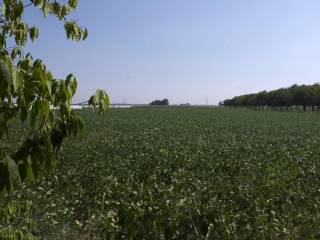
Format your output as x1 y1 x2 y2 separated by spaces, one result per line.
223 83 320 111
150 99 169 106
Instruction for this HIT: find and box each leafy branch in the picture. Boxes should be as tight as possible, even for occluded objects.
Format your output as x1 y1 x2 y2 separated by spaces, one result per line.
0 0 109 193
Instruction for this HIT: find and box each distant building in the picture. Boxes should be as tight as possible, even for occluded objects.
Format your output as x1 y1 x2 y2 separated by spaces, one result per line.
180 103 191 106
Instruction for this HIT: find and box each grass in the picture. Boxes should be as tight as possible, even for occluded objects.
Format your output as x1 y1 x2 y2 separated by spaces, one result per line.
1 107 320 239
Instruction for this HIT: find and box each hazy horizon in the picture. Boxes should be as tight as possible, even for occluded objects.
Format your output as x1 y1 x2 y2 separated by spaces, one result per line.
25 0 320 105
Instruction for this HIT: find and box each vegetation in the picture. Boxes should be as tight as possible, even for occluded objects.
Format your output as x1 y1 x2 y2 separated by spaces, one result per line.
0 0 108 193
1 2 319 240
223 83 320 111
150 98 169 106
1 107 320 239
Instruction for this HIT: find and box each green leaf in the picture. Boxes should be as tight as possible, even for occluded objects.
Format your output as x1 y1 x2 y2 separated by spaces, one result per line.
0 59 12 90
30 99 41 128
62 5 71 16
26 156 35 182
29 27 39 41
89 89 109 114
13 1 24 19
40 100 49 120
71 77 77 96
68 0 77 9
11 68 20 92
83 28 88 40
46 80 52 98
42 2 51 17
11 47 22 59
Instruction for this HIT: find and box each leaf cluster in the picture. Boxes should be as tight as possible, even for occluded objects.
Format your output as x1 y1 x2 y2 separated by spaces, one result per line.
0 1 108 193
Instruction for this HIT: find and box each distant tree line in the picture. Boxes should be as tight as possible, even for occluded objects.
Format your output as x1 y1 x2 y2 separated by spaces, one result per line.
150 99 169 106
222 83 320 111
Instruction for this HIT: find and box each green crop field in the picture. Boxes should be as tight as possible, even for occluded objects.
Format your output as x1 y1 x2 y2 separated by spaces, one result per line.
1 107 320 239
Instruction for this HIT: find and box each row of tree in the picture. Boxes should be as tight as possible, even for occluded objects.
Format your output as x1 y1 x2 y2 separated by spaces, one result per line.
222 84 320 111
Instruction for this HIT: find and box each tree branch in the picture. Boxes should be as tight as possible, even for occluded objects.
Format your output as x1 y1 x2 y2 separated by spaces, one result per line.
24 2 33 8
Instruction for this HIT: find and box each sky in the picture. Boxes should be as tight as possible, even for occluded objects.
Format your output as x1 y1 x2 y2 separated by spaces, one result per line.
25 0 320 105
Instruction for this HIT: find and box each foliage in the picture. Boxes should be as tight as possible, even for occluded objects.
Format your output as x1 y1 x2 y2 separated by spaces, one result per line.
150 98 169 106
0 0 109 194
1 107 320 239
89 89 110 114
222 83 320 111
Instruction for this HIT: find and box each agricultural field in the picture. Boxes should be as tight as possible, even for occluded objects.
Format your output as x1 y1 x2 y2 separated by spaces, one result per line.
1 107 320 239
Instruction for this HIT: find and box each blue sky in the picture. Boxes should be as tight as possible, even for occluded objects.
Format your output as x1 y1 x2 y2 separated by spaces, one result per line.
25 0 320 104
